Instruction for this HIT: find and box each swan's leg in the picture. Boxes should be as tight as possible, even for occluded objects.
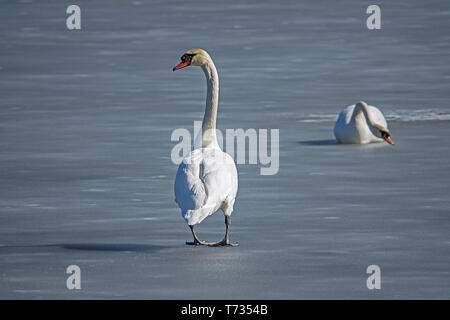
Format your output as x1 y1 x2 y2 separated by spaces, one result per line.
212 216 238 247
185 225 216 246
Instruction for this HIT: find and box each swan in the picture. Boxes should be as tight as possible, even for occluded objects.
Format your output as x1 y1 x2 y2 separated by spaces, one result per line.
172 49 238 247
334 101 394 145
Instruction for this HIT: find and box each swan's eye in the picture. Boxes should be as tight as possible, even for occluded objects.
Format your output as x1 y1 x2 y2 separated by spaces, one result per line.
380 131 389 138
182 53 197 62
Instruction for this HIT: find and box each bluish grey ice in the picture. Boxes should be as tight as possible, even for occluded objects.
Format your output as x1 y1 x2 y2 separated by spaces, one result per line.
0 0 449 299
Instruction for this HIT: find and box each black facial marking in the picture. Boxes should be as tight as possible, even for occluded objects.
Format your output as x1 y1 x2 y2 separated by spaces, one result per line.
380 130 390 138
180 53 196 63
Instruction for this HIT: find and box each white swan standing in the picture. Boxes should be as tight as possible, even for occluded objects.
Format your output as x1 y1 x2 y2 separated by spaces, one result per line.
334 101 394 145
173 49 238 246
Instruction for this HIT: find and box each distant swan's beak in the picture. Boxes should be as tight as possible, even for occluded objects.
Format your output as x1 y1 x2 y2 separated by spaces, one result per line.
383 136 394 145
173 61 189 71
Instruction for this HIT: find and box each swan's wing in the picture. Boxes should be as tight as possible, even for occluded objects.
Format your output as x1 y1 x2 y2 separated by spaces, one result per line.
200 149 238 205
174 148 238 224
174 149 207 212
369 105 388 129
334 105 356 141
335 105 355 125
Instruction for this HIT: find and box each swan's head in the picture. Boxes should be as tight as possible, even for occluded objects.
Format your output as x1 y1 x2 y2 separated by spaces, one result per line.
373 124 394 145
173 49 211 71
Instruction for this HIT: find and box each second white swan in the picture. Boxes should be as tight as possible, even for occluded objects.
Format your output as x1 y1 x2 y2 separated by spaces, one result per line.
334 101 394 145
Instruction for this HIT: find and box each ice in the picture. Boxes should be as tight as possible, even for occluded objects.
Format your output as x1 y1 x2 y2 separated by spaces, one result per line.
0 0 449 299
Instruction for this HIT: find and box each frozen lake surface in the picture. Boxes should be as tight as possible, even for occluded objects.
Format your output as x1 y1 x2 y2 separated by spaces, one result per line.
1 0 449 298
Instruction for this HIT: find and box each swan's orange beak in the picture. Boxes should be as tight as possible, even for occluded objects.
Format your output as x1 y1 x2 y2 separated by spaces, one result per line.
173 61 189 71
383 135 394 145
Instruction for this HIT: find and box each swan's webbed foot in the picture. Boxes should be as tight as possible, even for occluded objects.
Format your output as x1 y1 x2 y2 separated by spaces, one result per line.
185 239 217 246
209 239 239 247
186 217 238 247
211 216 238 246
186 225 217 246
186 239 238 247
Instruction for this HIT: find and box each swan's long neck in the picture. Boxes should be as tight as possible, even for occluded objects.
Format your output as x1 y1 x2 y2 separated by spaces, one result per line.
353 101 376 131
201 59 220 148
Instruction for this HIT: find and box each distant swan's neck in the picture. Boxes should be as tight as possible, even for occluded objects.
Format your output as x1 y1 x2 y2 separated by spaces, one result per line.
353 101 376 131
201 59 220 149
